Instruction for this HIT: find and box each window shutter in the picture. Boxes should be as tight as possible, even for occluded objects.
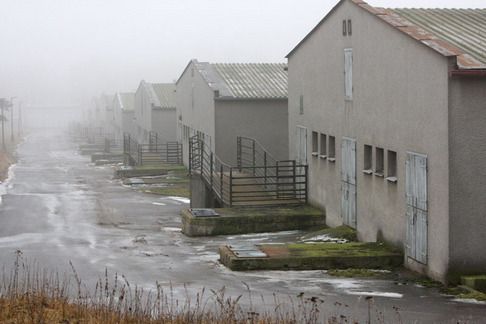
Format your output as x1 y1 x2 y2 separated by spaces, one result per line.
344 49 353 100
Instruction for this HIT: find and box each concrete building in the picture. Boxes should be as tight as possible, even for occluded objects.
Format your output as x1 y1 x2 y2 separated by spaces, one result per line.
112 92 135 141
287 0 486 282
176 59 289 166
133 80 177 144
93 94 114 132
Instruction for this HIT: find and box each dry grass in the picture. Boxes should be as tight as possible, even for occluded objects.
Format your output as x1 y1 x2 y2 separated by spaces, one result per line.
0 150 14 181
0 251 399 323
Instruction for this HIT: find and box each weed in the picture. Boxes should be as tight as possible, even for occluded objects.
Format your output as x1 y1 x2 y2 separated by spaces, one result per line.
0 252 401 323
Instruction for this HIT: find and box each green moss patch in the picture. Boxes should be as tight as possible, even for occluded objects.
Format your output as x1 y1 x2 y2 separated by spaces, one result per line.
327 268 391 278
457 291 486 302
138 170 189 198
461 275 486 293
285 242 398 258
441 286 486 302
143 186 189 198
220 242 402 271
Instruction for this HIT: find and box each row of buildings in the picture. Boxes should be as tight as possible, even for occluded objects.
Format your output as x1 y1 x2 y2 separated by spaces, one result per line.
84 0 486 283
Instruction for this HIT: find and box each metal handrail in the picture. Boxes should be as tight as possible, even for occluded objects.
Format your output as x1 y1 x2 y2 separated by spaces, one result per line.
190 135 308 207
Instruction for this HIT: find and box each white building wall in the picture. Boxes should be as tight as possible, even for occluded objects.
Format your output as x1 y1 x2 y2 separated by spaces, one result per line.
176 62 217 167
288 0 450 281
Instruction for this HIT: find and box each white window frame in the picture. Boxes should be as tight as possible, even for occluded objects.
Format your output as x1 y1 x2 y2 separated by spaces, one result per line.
344 48 353 100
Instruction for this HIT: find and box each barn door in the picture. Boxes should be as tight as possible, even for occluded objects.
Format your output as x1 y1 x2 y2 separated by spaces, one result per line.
406 152 428 264
296 126 307 165
341 138 356 228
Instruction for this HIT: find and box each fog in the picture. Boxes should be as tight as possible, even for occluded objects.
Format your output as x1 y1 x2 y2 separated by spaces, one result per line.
0 0 484 110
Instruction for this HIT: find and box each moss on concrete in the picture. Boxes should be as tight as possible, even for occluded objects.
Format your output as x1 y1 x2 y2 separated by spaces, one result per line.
327 268 391 278
461 275 486 293
286 242 399 258
457 291 486 302
134 169 189 198
220 242 403 271
114 164 187 179
143 186 189 198
181 205 325 237
441 286 486 302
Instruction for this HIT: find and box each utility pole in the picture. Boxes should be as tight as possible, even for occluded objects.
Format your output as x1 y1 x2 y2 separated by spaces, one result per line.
10 97 16 142
0 98 5 151
18 102 22 138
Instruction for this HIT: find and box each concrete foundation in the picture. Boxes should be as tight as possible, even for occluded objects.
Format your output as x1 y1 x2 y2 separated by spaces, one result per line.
181 205 325 237
220 242 403 271
114 167 169 179
91 152 124 163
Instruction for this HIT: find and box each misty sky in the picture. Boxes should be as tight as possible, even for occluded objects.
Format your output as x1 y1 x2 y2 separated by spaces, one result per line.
0 0 484 107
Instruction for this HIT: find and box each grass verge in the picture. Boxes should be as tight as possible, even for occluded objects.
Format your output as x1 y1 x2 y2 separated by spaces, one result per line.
0 252 402 323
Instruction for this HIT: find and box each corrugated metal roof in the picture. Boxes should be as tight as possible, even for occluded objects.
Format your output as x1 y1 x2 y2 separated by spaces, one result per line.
151 83 176 109
288 0 486 70
212 63 287 99
118 92 135 112
391 8 486 68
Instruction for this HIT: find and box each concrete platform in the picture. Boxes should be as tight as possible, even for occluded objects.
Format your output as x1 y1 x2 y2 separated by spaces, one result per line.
461 275 486 293
114 164 186 179
80 148 106 155
219 242 403 271
114 167 168 178
181 205 325 237
91 152 124 163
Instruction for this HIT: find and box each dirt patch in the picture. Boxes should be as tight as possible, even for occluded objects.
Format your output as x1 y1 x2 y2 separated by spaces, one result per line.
0 151 14 181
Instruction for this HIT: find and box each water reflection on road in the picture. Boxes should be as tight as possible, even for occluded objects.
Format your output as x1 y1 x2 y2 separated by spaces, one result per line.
0 128 484 322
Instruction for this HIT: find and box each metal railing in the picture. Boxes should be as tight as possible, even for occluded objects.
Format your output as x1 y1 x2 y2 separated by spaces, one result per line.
123 133 182 166
190 135 307 207
138 142 182 165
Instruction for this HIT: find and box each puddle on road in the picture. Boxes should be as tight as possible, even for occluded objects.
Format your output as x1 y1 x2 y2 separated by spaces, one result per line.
162 227 181 232
451 298 486 305
166 196 190 204
346 291 403 298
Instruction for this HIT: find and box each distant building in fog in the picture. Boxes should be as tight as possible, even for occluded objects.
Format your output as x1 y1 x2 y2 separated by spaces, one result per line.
133 80 176 144
176 59 289 167
112 92 135 141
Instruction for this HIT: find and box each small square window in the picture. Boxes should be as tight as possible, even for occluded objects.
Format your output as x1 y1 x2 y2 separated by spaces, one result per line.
363 144 372 175
320 133 327 159
387 150 397 183
328 136 336 162
312 131 319 157
375 147 384 177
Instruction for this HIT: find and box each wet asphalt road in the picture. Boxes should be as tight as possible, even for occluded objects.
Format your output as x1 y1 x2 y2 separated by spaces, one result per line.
0 128 485 323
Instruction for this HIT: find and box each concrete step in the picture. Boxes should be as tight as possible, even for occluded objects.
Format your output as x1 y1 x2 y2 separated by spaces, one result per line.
461 275 486 293
220 242 403 271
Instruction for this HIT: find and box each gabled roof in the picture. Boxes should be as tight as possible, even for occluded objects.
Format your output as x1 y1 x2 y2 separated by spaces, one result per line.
137 81 176 109
151 83 176 109
183 59 288 100
212 63 287 99
287 0 486 70
117 92 135 112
